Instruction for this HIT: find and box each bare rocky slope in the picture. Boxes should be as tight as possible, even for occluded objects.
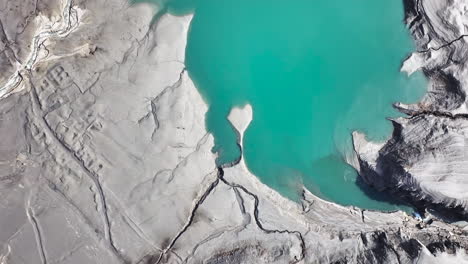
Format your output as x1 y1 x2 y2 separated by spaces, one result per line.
354 0 468 221
0 0 467 263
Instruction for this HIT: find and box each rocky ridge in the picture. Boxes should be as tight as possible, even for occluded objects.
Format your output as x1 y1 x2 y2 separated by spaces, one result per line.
354 0 468 220
0 0 467 263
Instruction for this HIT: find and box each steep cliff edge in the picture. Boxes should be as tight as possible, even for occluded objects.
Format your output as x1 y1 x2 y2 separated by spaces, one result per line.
0 0 467 263
353 0 468 219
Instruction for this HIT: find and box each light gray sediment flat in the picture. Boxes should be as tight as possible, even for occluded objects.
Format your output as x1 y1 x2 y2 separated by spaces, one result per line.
0 0 467 263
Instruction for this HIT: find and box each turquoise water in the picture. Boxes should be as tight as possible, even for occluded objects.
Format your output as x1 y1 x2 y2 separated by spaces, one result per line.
137 0 426 210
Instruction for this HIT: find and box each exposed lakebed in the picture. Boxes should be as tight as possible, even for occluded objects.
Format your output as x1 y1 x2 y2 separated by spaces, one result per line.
139 0 427 210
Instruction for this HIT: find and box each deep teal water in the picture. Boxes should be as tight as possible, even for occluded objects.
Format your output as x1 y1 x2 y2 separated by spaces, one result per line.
136 0 426 210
